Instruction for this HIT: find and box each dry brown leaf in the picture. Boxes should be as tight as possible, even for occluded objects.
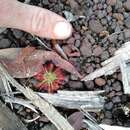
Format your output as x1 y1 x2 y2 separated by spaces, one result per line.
0 47 82 79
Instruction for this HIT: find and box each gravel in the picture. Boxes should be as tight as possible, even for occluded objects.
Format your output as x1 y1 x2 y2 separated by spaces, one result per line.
0 0 130 129
0 38 11 48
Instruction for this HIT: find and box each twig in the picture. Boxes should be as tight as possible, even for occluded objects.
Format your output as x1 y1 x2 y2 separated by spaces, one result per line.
0 63 74 130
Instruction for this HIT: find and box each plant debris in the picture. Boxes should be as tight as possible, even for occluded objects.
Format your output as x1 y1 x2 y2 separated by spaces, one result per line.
0 47 82 79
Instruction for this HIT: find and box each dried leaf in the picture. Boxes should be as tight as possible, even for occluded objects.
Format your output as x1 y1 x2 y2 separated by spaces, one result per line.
0 47 81 78
68 112 84 130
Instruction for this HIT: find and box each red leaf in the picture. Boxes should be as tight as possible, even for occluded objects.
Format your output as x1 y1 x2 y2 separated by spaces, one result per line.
0 47 82 79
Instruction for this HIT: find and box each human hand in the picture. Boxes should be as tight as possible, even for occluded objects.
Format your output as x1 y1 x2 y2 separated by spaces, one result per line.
0 0 72 39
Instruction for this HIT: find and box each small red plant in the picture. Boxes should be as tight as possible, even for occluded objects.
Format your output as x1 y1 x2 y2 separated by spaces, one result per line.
34 63 64 93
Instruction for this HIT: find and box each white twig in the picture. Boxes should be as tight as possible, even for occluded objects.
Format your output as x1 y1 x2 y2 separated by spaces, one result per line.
0 63 74 130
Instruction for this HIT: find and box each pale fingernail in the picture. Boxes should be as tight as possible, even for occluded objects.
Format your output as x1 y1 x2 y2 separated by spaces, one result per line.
54 21 72 38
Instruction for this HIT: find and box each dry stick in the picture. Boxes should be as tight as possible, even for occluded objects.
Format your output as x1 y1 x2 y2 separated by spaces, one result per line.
0 63 74 130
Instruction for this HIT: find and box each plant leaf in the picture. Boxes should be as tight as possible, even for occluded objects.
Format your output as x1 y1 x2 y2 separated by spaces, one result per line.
0 47 82 78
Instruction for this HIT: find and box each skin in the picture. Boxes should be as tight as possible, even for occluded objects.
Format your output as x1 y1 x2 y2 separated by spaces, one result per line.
0 0 72 39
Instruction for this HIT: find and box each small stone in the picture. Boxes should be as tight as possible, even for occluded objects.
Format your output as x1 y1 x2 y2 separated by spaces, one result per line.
89 19 104 34
124 29 130 38
107 6 112 13
0 38 11 48
86 34 95 44
113 13 124 21
112 81 122 91
12 29 23 39
85 63 94 73
75 40 81 48
105 111 112 119
80 38 92 57
101 51 110 61
112 96 121 103
124 17 130 28
108 34 118 43
95 78 106 86
108 91 116 98
106 0 117 6
70 74 78 80
104 85 111 93
68 81 83 89
84 81 94 89
104 102 113 110
108 47 116 56
124 0 130 11
93 46 103 56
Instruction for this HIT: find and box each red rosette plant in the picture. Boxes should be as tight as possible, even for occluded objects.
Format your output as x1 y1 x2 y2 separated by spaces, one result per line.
34 63 64 93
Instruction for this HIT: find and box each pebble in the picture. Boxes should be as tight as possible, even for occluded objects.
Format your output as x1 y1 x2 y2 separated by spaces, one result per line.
106 0 117 6
85 63 94 73
113 13 124 21
80 38 92 57
112 81 122 92
93 46 103 56
84 81 94 89
75 39 81 48
124 0 130 11
12 29 23 39
101 51 110 61
124 29 130 38
0 38 11 48
108 91 116 98
105 111 112 119
108 34 118 43
95 78 106 86
89 19 104 33
104 102 113 110
68 81 83 89
124 17 130 28
112 96 121 103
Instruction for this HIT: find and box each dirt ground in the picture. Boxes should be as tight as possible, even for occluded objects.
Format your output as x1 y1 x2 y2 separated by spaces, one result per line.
0 0 130 130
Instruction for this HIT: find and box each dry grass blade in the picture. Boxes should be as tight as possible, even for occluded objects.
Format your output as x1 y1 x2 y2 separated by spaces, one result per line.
38 91 105 110
1 76 13 109
23 115 40 123
4 97 38 113
0 63 74 130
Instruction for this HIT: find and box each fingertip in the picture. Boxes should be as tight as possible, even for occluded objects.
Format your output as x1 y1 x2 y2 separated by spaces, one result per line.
53 21 72 39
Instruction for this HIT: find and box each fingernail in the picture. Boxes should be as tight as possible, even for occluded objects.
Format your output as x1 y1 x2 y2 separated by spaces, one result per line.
54 21 72 38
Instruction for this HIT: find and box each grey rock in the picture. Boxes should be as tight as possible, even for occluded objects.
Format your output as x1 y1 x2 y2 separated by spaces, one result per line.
104 102 113 110
84 81 94 89
75 40 81 48
124 29 130 38
80 38 92 57
108 34 118 43
112 96 121 103
101 51 110 61
12 29 23 39
112 81 122 91
89 19 104 33
0 38 11 48
93 46 103 56
124 0 130 11
105 111 112 119
124 17 130 28
68 81 83 89
106 0 117 6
